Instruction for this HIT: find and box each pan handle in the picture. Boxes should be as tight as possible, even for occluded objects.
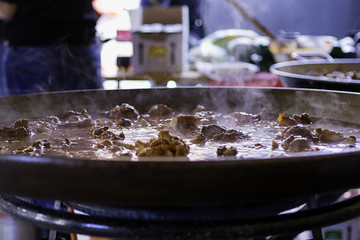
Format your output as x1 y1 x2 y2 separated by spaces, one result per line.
291 51 334 62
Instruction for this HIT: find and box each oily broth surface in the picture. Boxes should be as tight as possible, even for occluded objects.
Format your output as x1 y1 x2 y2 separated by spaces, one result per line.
0 109 359 161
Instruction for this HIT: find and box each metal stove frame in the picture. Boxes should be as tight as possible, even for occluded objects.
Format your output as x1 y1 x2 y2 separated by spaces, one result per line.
1 193 360 240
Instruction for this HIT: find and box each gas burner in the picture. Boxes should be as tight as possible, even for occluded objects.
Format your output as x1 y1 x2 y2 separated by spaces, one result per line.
65 199 306 221
1 193 360 239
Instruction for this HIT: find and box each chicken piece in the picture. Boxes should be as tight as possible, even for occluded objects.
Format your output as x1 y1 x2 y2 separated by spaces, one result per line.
60 110 81 120
213 129 247 142
135 130 190 157
67 115 82 122
98 130 124 140
32 139 51 149
292 113 312 125
109 103 139 120
60 108 89 120
224 147 238 156
345 136 357 144
282 135 311 152
62 138 72 147
0 119 31 139
0 127 30 138
115 118 132 127
190 133 206 145
140 119 151 127
170 115 200 136
278 113 312 126
277 113 297 126
217 146 237 156
282 125 315 141
19 139 51 155
272 140 279 150
90 126 109 137
119 132 125 140
12 119 29 129
90 126 125 140
147 104 173 118
315 128 345 143
97 139 114 149
114 141 134 150
251 143 266 149
59 108 93 128
201 125 227 139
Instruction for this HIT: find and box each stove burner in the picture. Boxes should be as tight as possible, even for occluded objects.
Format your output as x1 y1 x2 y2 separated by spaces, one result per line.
0 193 360 239
65 199 306 221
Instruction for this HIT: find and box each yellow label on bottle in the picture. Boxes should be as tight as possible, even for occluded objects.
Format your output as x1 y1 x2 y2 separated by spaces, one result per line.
148 45 167 58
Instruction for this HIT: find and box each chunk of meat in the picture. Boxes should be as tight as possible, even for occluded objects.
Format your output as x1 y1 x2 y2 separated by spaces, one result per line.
60 108 89 120
190 133 206 145
292 113 312 124
18 139 51 155
216 146 238 156
115 118 132 128
201 125 247 142
147 104 173 118
214 129 245 142
98 130 125 140
315 128 345 143
135 130 190 157
278 113 312 126
0 119 31 139
90 126 109 137
201 125 227 139
170 115 200 136
97 139 114 149
345 136 357 144
32 139 51 149
62 138 72 147
282 125 315 141
251 143 266 149
0 127 30 139
213 129 248 142
282 135 311 152
278 113 297 126
109 103 139 120
12 119 29 129
272 140 279 150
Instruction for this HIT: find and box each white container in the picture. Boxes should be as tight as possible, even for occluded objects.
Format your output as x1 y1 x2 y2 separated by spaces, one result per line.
130 6 189 74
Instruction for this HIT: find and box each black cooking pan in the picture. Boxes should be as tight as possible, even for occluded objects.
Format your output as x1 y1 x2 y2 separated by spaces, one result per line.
270 58 360 91
0 87 360 207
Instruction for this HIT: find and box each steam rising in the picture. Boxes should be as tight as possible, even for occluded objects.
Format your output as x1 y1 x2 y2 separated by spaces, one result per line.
0 87 358 127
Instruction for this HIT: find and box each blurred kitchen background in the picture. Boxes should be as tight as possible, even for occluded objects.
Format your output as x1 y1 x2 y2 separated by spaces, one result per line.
94 0 360 90
202 0 359 38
